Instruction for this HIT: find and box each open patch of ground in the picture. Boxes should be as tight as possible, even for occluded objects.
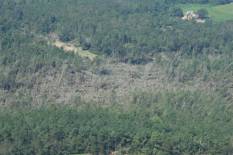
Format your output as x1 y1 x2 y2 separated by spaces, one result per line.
43 33 97 61
51 40 97 61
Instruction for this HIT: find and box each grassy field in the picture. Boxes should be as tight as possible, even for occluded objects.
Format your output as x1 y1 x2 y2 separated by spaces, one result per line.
179 3 233 22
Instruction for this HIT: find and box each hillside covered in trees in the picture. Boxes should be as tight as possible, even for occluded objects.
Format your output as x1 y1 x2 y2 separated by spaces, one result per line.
0 0 233 154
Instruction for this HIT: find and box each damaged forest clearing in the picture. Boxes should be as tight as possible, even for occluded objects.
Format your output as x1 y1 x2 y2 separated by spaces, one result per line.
1 0 233 155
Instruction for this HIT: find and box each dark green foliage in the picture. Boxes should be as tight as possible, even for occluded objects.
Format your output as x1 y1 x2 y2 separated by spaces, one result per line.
197 9 209 19
96 68 112 76
59 29 75 42
80 37 92 50
170 7 184 17
0 70 18 92
0 91 233 155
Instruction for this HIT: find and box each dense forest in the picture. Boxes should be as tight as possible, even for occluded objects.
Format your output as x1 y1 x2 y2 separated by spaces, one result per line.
1 0 233 62
1 91 233 155
1 0 233 154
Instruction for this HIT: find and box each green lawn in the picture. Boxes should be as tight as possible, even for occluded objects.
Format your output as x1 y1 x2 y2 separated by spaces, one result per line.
179 3 233 22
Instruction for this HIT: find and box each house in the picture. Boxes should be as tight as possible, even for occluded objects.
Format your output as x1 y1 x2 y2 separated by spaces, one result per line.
182 11 205 23
182 11 199 20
